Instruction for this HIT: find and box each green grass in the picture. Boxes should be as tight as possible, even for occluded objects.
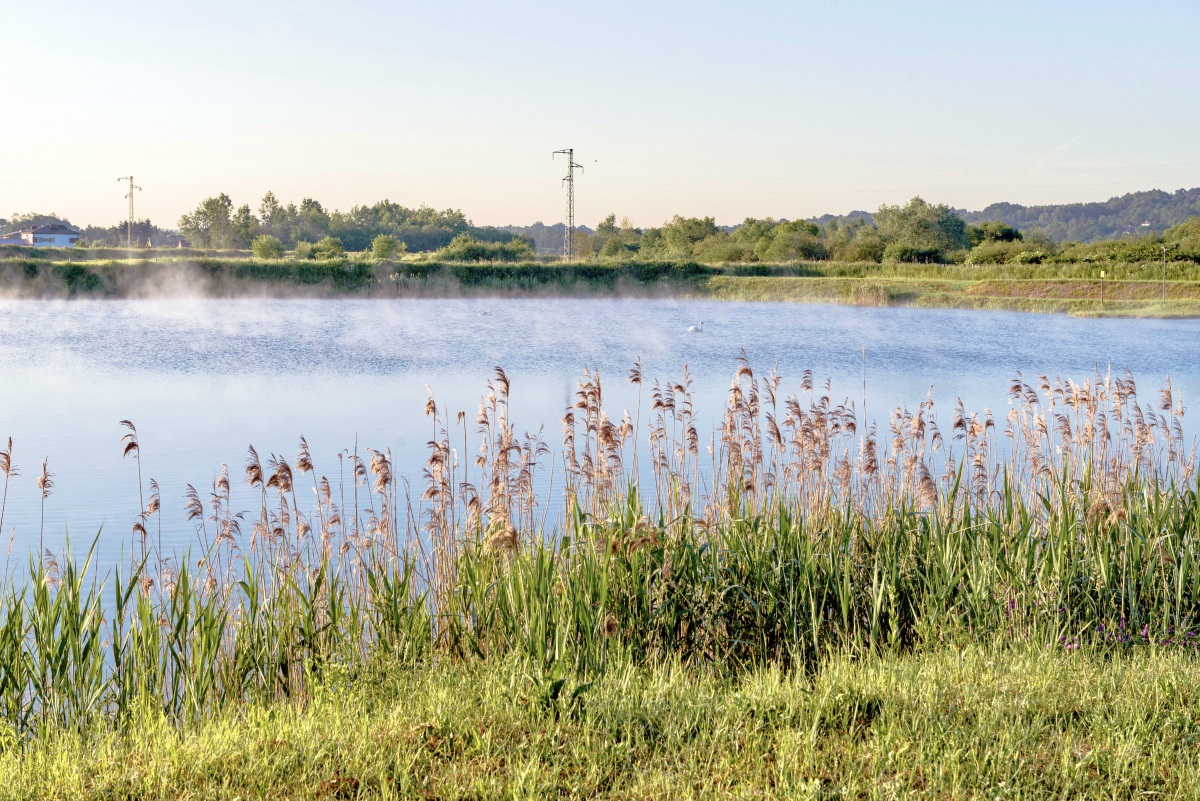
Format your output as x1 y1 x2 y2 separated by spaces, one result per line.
5 645 1200 799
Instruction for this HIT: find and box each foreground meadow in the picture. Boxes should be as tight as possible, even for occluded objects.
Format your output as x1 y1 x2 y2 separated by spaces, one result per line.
6 646 1200 799
0 361 1197 797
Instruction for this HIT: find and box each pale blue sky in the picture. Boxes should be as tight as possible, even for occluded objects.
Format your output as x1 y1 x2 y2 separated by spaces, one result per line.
2 0 1198 229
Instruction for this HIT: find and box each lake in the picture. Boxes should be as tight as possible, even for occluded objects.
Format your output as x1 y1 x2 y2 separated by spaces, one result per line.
1 297 1197 568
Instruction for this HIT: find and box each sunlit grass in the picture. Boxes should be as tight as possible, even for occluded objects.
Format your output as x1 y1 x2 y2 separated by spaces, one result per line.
5 645 1200 799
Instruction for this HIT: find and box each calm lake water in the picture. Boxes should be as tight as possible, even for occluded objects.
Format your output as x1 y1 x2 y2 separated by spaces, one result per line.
0 297 1197 567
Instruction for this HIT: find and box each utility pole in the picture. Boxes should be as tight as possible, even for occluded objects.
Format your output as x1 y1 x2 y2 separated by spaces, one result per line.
552 149 583 260
118 176 141 248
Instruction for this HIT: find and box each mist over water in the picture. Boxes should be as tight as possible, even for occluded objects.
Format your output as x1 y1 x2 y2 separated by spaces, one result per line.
1 297 1198 568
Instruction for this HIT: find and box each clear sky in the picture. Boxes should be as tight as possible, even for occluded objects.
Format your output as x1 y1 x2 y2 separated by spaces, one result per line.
2 0 1198 230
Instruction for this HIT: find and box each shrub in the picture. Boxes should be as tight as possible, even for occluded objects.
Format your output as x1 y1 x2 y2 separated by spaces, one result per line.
693 236 755 263
251 235 284 260
312 236 345 260
371 234 403 260
883 243 941 263
435 234 535 262
966 240 1050 265
758 229 828 262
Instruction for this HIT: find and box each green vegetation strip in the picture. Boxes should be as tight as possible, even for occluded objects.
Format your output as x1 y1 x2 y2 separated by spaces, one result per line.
5 257 1200 316
6 646 1199 799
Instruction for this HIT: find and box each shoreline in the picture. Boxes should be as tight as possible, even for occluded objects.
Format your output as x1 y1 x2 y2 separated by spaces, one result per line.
1 257 1199 318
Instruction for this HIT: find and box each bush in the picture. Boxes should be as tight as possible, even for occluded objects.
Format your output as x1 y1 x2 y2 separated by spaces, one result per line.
312 236 345 260
693 236 755 263
758 229 828 262
435 234 535 262
966 240 1049 265
883 243 942 263
293 241 314 259
371 234 403 260
251 235 284 260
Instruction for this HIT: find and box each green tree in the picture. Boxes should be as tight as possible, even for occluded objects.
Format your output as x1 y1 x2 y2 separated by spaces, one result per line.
842 228 886 262
874 197 969 262
179 194 235 249
595 213 618 235
259 191 283 228
231 204 259 248
1165 216 1200 253
251 235 285 259
967 221 1022 247
646 216 721 259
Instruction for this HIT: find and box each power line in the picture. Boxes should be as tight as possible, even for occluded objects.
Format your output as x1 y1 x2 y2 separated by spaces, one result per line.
117 176 141 248
553 149 583 260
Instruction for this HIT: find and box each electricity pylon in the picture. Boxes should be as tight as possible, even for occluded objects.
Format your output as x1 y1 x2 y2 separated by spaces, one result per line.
552 149 583 260
118 176 141 248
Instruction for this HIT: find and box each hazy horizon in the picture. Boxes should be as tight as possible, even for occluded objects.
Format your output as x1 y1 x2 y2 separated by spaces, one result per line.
3 0 1198 230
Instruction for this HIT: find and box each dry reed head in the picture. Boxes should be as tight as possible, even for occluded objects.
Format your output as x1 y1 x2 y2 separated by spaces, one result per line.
35 458 52 500
184 484 204 523
296 436 313 475
245 447 264 488
119 420 139 459
0 437 15 479
144 479 160 518
267 454 294 493
485 520 519 555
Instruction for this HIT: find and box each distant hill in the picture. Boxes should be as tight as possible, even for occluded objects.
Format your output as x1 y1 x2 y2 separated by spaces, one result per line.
956 188 1200 243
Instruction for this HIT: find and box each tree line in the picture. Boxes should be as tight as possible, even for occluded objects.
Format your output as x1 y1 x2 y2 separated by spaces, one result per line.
177 192 524 253
8 190 1200 264
557 197 1200 265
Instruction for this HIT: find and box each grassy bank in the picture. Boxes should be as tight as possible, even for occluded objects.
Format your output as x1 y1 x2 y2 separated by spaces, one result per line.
6 644 1200 799
2 256 1200 316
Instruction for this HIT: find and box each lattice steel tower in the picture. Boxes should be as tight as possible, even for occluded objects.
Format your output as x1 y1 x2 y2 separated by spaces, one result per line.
118 176 141 248
553 149 583 260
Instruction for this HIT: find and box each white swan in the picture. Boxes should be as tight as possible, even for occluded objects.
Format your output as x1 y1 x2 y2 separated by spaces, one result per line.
687 321 704 333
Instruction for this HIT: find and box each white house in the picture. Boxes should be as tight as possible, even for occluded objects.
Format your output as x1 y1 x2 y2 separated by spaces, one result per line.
0 223 80 247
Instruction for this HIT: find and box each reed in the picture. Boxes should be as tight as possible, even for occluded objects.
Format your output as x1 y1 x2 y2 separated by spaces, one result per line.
0 363 1196 740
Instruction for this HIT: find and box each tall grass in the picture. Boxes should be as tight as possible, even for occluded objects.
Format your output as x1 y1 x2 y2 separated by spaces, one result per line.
0 362 1196 739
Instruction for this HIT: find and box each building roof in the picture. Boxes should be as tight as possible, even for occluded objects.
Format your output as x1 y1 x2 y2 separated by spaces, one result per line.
1 223 80 237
